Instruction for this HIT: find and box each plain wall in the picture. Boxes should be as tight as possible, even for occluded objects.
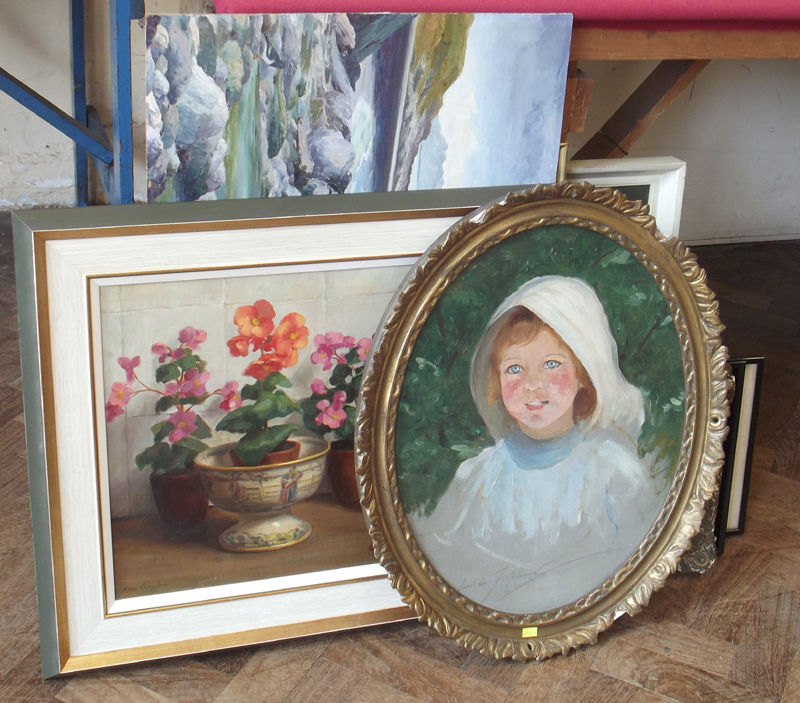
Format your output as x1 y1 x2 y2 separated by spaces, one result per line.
568 59 800 244
0 0 76 208
0 5 798 244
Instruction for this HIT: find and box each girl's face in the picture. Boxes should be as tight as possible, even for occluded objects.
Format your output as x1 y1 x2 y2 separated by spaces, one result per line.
498 327 581 441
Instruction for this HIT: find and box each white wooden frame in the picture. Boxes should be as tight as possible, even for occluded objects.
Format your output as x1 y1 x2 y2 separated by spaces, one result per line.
15 191 484 676
568 156 686 238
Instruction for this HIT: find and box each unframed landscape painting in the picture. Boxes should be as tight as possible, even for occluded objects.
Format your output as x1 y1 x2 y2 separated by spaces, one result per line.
145 13 572 202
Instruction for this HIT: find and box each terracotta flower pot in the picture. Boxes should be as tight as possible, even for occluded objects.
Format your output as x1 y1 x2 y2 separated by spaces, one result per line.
327 439 360 508
149 471 208 527
229 440 302 467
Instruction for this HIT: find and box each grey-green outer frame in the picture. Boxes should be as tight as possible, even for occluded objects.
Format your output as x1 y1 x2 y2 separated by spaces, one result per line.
14 217 59 676
12 186 522 678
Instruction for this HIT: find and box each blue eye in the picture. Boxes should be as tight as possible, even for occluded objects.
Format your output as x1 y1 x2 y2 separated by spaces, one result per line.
543 360 561 370
506 364 523 374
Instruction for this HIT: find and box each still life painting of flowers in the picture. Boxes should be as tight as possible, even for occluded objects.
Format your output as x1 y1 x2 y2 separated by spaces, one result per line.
98 260 410 598
145 12 571 202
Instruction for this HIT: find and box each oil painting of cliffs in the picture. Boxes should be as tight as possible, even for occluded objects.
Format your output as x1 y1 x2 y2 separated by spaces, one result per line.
145 13 571 203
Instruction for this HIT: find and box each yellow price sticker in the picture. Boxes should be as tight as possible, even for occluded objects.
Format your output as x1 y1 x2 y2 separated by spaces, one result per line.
521 627 538 638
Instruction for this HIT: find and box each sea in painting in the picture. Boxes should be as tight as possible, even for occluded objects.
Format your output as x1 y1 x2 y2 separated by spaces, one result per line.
145 13 571 202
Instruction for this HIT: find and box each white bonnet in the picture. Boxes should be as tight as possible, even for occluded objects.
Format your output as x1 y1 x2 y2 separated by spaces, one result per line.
470 275 645 441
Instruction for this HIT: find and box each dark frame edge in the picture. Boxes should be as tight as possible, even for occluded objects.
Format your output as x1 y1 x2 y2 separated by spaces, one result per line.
714 356 764 554
730 357 764 536
13 213 63 678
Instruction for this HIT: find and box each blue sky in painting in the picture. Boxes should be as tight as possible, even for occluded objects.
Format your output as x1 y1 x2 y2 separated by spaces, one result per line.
411 14 572 190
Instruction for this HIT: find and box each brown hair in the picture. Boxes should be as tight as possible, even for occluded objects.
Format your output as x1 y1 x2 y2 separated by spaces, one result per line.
486 308 597 422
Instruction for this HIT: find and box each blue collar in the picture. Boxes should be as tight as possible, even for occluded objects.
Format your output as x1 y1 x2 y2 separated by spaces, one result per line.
503 425 584 470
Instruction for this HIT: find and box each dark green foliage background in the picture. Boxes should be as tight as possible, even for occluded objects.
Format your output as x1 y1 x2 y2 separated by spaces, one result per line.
396 225 686 516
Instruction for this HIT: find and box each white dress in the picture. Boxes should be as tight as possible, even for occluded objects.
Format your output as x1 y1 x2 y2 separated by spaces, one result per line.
409 426 665 614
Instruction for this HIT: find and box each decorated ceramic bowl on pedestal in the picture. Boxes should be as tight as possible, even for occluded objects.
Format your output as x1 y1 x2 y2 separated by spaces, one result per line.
194 436 329 552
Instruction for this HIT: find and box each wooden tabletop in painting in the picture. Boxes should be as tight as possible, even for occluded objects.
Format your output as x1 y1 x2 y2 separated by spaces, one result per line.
112 496 376 599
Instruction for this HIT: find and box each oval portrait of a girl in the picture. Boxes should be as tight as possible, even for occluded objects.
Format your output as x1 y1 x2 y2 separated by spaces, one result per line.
394 218 686 616
359 186 729 659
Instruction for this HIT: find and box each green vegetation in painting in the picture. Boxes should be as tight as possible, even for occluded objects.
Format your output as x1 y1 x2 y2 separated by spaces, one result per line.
397 226 686 515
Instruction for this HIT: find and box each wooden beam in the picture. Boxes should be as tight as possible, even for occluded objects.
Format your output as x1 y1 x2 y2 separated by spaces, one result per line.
572 59 709 160
571 27 800 61
561 63 593 141
560 61 578 142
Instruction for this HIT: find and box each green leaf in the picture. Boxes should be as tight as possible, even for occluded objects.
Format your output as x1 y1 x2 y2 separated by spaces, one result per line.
135 441 170 471
175 350 200 371
168 442 198 472
344 347 361 365
251 389 300 421
175 435 208 456
250 394 276 419
259 372 291 393
300 396 327 436
339 406 357 441
155 363 180 385
302 416 326 436
216 408 262 434
273 373 292 388
151 421 172 443
234 424 298 465
301 395 323 413
275 388 301 412
155 395 181 414
241 383 261 401
193 414 212 439
329 363 350 388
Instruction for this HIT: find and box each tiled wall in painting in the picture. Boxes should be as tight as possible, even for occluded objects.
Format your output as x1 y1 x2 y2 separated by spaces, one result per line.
100 262 410 518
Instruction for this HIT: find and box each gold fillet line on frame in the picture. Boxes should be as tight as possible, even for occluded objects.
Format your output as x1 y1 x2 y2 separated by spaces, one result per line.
60 605 415 674
33 231 72 671
356 182 731 661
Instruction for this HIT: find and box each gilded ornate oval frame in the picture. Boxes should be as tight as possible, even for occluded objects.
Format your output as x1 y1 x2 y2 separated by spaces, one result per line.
356 183 731 660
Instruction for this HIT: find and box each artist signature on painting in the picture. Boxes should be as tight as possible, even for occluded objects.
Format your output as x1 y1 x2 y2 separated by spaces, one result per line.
118 582 171 597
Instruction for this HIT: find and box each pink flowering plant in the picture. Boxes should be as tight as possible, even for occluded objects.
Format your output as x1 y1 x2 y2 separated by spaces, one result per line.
105 327 242 476
301 332 372 443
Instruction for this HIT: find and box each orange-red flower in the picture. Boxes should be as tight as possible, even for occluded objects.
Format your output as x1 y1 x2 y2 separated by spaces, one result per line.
272 313 308 365
227 335 252 357
234 299 275 340
244 354 286 379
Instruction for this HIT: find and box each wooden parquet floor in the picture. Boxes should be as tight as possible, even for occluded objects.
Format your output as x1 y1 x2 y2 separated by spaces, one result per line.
2 209 800 702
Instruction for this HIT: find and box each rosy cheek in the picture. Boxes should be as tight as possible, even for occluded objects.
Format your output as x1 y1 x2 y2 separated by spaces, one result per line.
547 369 577 398
501 377 523 403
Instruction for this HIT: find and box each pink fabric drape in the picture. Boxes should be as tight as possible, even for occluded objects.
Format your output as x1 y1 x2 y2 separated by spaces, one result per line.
212 0 800 23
